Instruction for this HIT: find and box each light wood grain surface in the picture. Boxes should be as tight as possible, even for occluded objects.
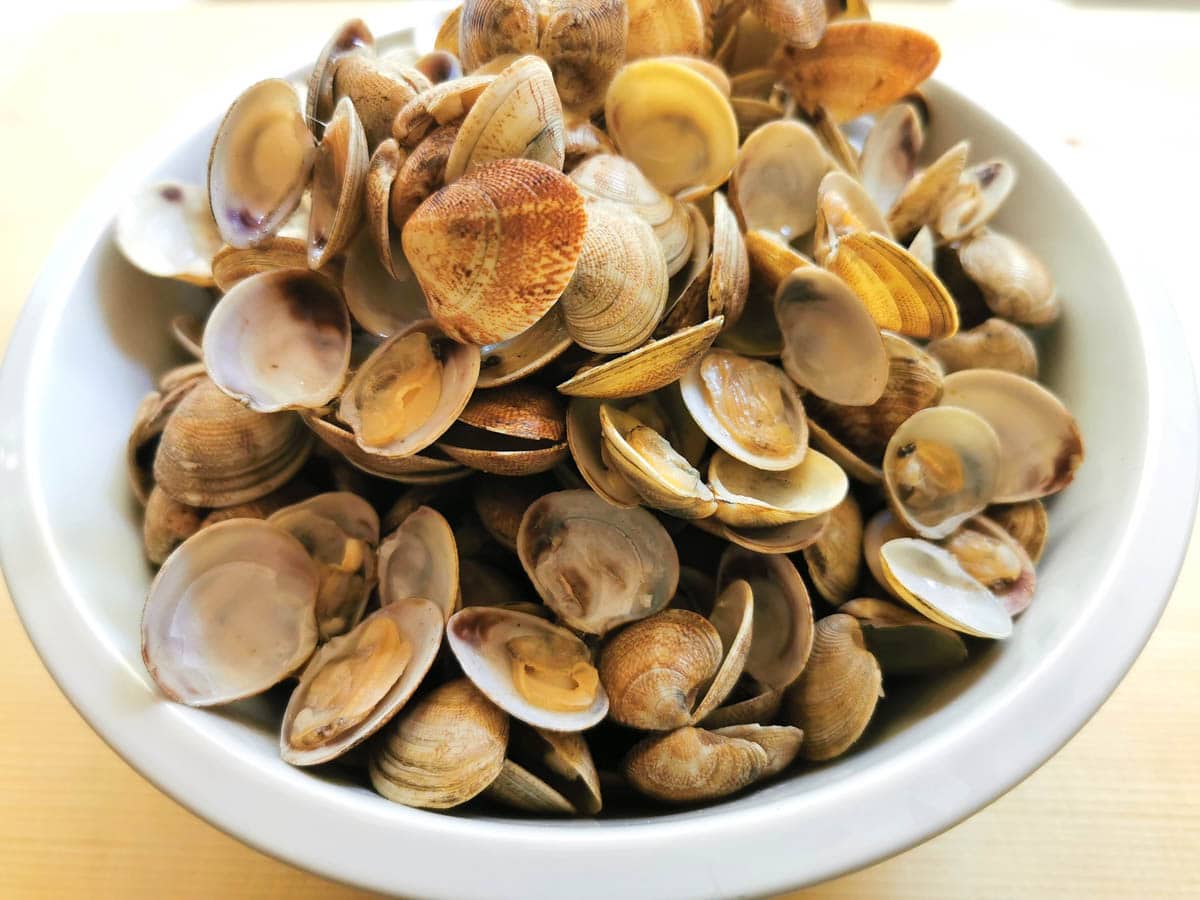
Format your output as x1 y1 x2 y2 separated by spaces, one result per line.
1 2 1197 898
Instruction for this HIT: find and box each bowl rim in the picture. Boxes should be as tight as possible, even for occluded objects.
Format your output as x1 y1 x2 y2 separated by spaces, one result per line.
2 29 1198 900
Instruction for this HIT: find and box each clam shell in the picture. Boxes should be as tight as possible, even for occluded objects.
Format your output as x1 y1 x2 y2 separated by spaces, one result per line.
625 0 706 60
392 75 497 146
390 124 458 230
886 140 969 238
840 597 967 676
439 383 570 476
709 192 750 328
309 96 369 269
539 0 629 117
812 169 891 266
474 475 545 551
141 519 319 706
478 305 574 388
365 139 404 276
749 0 827 47
211 237 313 292
936 159 1017 242
332 55 426 149
942 515 1037 616
730 119 831 239
458 0 538 72
378 506 460 620
858 103 923 215
622 726 772 804
563 116 618 170
802 493 863 604
116 181 222 285
810 105 860 177
306 19 374 136
415 50 464 84
436 6 462 55
957 229 1060 327
342 229 430 338
127 371 206 505
487 724 603 815
708 449 847 528
402 158 587 344
697 513 830 554
926 318 1038 379
565 398 644 508
987 499 1048 564
142 486 203 565
731 96 784 143
447 606 609 731
300 411 470 483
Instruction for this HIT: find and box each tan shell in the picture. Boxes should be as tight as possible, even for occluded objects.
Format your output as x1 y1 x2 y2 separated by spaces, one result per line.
730 120 831 239
559 201 668 354
306 19 374 135
882 405 1001 540
564 116 618 170
936 159 1017 242
365 139 404 276
392 75 496 146
605 58 739 200
557 316 724 399
775 267 888 406
566 398 646 508
338 319 481 460
438 382 570 476
332 55 427 149
415 50 463 84
625 0 705 61
210 237 313 292
458 0 535 71
700 686 785 729
444 55 565 182
708 192 750 328
517 489 679 635
623 725 788 804
708 448 847 528
987 499 1048 564
202 269 351 412
369 679 509 809
378 505 460 620
208 79 316 249
697 513 830 555
280 598 443 765
957 229 1060 327
300 411 470 484
390 124 458 230
153 379 312 508
825 232 958 340
478 305 574 388
941 515 1037 616
486 724 603 815
940 369 1083 502
908 224 936 270
812 169 892 267
473 475 545 551
811 105 859 176
840 596 967 676
802 493 863 604
782 614 881 760
309 96 368 269
436 6 462 55
926 317 1038 379
750 0 827 47
342 229 430 338
141 519 319 706
127 370 207 505
142 486 203 565
402 158 587 344
886 140 969 238
115 181 222 285
679 349 808 471
569 154 695 277
774 21 941 122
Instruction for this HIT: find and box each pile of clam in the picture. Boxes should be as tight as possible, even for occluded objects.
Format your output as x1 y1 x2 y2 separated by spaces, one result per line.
120 0 1083 814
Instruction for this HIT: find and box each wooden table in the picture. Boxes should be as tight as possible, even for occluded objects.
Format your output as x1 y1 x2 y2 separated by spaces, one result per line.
1 2 1197 897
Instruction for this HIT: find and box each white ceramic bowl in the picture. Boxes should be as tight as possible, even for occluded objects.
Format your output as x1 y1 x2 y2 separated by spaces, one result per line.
2 19 1198 899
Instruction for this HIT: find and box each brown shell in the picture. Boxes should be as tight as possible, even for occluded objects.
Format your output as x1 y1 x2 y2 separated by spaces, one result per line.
300 412 470 484
211 237 315 293
749 0 827 48
143 486 203 565
986 499 1049 564
926 318 1039 379
306 19 374 135
459 382 566 441
365 138 404 275
332 54 426 148
622 726 774 804
802 493 864 604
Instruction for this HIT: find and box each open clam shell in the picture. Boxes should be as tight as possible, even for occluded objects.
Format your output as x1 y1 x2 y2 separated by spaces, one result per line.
116 181 222 285
309 96 368 269
209 79 316 249
887 140 969 238
211 237 313 293
301 411 469 483
392 75 497 146
306 19 374 136
859 102 923 214
478 305 574 388
680 348 808 471
365 138 404 276
517 489 679 634
378 505 460 620
338 319 481 460
813 169 892 268
708 192 750 328
940 369 1083 502
840 597 967 676
957 229 1060 327
448 606 609 731
882 405 1001 540
332 54 427 149
731 119 831 239
802 493 863 605
280 597 443 765
141 519 319 706
987 499 1048 564
438 382 570 476
342 229 430 338
936 159 1017 242
708 448 847 528
390 124 458 230
486 723 603 815
695 511 830 555
566 398 645 508
203 269 351 412
940 515 1037 616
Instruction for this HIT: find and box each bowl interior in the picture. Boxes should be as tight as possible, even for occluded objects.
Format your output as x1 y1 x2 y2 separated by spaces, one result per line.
2 38 1170 897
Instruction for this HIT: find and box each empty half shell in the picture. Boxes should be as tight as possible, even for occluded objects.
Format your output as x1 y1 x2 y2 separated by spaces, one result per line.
378 505 460 619
708 449 847 528
730 119 831 239
116 181 222 285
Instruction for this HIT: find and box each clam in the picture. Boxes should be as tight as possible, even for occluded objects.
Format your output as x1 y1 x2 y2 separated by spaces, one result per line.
858 102 922 214
209 79 316 249
438 382 569 475
517 489 679 634
378 505 460 619
444 55 565 181
448 606 609 730
202 269 351 412
563 115 618 170
882 405 1001 540
309 96 369 268
599 579 753 729
782 613 881 759
567 398 651 508
936 159 1017 242
478 305 574 388
390 124 458 230
342 230 430 338
415 50 463 84
127 369 207 505
802 493 864 604
338 319 481 460
749 0 827 48
926 317 1038 379
141 519 319 706
824 231 959 340
269 492 380 640
774 21 941 122
486 723 603 815
558 201 668 354
369 678 509 809
365 139 404 276
280 597 443 765
598 404 716 518
940 515 1036 616
987 499 1048 564
805 332 943 476
301 411 470 483
679 349 808 471
625 0 705 60
115 181 222 285
569 154 695 277
402 158 587 344
474 475 544 550
153 378 312 507
623 723 802 803
730 120 831 239
812 169 892 268
391 75 497 146
940 369 1083 502
887 140 969 238
696 513 830 555
957 229 1060 326
908 225 936 270
811 105 859 176
743 230 813 294
715 235 786 359
457 0 535 72
708 192 750 328
708 449 847 528
722 9 782 75
142 486 203 566
775 267 888 405
210 237 313 292
332 54 427 149
716 546 814 691
605 58 739 200
557 316 724 399
878 537 1013 638
538 0 628 116
840 597 967 676
306 19 374 135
